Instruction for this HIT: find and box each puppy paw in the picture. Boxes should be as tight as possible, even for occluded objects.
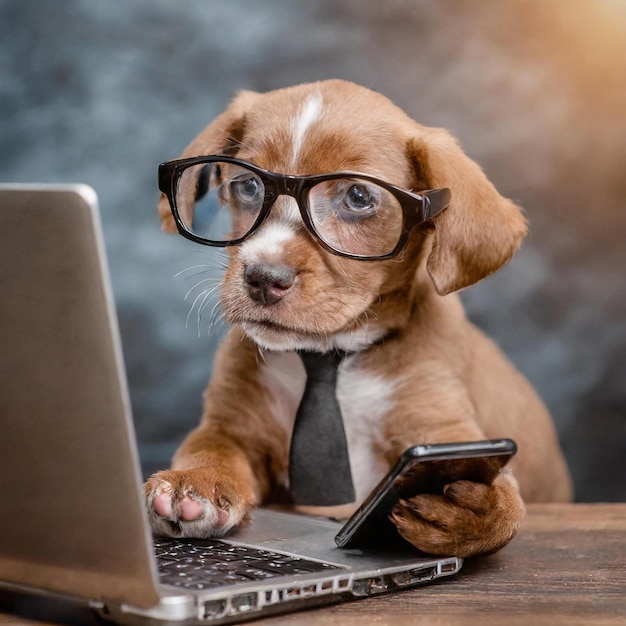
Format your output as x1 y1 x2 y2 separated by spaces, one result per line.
390 473 525 558
145 468 255 539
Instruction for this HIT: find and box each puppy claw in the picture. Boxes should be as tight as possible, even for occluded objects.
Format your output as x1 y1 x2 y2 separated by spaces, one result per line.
390 475 525 558
395 494 459 527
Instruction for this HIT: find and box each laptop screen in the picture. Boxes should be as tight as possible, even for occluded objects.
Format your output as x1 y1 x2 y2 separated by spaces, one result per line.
0 185 160 608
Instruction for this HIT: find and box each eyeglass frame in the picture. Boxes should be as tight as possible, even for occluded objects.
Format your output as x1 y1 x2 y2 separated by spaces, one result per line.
158 155 451 261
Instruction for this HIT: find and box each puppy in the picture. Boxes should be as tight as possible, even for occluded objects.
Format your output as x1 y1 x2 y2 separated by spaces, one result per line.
146 79 572 558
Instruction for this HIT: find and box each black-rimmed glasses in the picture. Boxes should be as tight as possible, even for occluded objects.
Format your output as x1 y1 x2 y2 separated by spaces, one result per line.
158 155 451 260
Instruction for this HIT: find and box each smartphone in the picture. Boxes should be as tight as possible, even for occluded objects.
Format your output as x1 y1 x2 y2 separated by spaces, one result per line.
334 438 517 549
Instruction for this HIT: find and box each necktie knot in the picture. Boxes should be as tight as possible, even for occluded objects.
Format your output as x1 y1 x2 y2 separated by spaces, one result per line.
297 349 344 382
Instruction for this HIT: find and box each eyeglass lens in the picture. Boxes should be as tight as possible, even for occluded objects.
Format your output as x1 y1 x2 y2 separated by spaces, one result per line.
174 160 404 257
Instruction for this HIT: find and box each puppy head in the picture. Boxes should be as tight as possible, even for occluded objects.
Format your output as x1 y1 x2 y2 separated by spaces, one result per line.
159 80 527 351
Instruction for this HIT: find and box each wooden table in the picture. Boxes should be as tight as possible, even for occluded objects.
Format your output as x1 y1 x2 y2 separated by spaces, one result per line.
1 504 625 625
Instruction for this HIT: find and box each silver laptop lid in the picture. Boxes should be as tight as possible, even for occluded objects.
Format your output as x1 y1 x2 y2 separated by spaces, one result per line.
0 184 160 609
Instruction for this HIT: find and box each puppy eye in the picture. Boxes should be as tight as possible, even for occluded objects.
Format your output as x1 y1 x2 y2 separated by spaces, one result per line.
338 183 380 216
230 175 263 205
345 185 374 210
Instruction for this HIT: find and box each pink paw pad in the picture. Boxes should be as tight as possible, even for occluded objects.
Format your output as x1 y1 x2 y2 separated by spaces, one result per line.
179 496 204 521
215 507 230 527
153 492 173 517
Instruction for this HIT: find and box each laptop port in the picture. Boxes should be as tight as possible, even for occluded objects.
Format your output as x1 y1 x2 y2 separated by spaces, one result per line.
352 579 371 596
412 566 436 583
352 576 390 596
232 592 257 612
202 599 227 619
441 560 459 574
391 566 436 586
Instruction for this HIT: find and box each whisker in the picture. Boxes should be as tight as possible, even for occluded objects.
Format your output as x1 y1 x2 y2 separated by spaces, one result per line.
180 269 226 284
185 285 219 329
197 285 220 319
207 296 223 323
206 300 227 337
184 279 220 301
196 289 216 336
174 264 214 278
185 289 209 329
172 252 229 335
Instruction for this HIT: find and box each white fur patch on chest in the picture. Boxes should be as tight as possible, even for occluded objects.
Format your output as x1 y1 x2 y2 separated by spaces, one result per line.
259 351 395 504
258 351 306 439
337 358 396 504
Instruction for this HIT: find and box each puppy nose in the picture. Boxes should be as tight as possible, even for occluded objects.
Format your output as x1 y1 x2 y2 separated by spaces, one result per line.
244 263 296 305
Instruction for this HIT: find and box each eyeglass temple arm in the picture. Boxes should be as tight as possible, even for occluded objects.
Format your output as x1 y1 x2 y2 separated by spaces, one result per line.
158 162 175 196
422 188 451 221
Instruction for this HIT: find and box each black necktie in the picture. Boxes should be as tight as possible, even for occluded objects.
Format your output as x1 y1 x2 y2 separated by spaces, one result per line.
289 350 355 506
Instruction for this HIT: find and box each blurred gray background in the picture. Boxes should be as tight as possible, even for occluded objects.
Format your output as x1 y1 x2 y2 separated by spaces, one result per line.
2 0 624 501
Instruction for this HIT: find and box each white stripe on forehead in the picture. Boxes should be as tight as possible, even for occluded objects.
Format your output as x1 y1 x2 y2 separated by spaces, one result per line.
290 92 324 167
238 221 297 263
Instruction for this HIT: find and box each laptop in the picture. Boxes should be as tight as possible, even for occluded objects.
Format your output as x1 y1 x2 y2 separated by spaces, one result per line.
0 184 462 625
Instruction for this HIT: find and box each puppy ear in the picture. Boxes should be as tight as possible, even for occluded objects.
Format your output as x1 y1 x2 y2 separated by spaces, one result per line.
157 90 256 233
408 129 528 295
158 198 179 233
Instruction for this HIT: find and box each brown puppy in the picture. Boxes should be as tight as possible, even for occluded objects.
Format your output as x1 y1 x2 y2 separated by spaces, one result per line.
146 80 572 558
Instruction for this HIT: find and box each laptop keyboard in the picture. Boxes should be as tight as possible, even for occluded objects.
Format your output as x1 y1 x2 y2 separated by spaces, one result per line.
154 538 342 590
